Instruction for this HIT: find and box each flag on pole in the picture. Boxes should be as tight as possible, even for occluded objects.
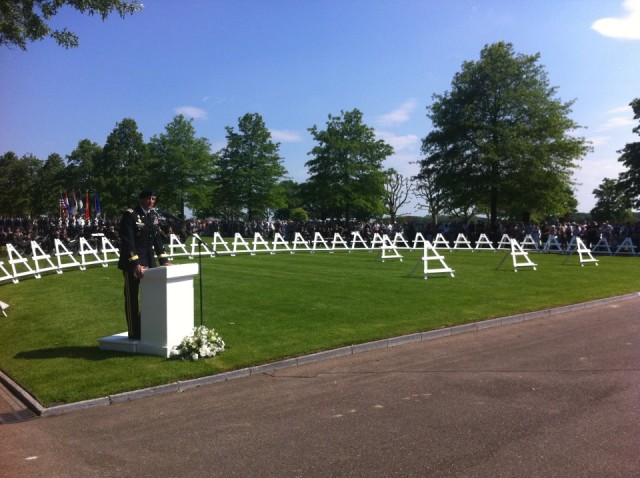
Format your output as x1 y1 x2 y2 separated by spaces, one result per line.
64 191 71 216
70 191 77 215
85 191 91 220
94 192 101 217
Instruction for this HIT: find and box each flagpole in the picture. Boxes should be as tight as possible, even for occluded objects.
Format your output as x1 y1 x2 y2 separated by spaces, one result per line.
94 192 101 220
85 191 90 222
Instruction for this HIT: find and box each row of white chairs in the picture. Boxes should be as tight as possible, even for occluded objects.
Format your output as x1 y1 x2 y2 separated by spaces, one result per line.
1 231 635 285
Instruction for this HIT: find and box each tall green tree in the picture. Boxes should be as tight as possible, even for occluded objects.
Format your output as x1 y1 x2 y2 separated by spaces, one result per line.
0 152 21 215
419 42 589 228
93 118 148 217
0 152 19 215
0 152 41 216
273 179 304 220
148 115 215 217
65 139 102 194
33 153 66 215
591 178 633 224
1 0 143 50
617 98 640 209
306 109 393 222
214 113 287 220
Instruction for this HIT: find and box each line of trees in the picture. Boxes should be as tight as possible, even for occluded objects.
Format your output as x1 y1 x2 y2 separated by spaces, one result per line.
0 110 397 222
2 42 638 225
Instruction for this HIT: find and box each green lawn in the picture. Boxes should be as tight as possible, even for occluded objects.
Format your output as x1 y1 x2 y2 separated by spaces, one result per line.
0 248 638 406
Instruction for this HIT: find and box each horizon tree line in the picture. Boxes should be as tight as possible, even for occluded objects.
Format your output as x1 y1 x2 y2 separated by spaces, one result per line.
1 42 638 226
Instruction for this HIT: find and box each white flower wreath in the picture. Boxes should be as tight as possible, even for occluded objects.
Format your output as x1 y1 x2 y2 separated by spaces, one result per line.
171 325 226 361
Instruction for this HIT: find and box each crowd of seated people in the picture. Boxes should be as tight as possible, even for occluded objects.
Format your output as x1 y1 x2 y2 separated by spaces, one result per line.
191 217 640 251
1 214 639 256
0 215 120 255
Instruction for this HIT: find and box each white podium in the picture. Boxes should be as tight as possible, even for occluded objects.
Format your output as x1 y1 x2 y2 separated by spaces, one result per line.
98 263 199 357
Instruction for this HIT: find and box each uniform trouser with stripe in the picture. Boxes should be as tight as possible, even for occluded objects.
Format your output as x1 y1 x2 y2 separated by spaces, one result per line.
123 269 141 340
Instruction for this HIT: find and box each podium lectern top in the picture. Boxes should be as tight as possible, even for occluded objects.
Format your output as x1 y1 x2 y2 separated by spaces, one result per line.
142 263 199 281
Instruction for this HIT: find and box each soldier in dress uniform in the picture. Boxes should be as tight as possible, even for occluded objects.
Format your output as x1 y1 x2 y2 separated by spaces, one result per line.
118 189 170 340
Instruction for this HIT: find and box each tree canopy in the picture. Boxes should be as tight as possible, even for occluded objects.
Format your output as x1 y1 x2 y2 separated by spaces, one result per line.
33 153 66 215
590 177 632 224
0 152 40 215
148 115 215 217
0 0 143 50
93 118 149 216
213 113 287 220
306 109 393 222
65 139 102 194
617 98 640 209
419 42 590 228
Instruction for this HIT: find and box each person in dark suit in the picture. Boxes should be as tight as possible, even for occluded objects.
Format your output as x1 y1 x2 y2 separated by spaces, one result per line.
118 189 170 340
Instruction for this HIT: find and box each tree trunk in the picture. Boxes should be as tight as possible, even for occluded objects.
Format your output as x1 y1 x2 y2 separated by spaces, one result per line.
490 187 498 231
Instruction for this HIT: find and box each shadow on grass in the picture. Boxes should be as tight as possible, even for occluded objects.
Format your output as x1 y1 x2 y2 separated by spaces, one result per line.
15 346 133 361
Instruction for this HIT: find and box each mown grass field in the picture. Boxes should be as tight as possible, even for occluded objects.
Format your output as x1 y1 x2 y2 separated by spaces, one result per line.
0 248 638 406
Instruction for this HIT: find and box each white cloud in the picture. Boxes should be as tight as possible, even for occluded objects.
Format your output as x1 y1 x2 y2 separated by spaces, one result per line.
376 130 420 151
270 129 303 142
595 116 635 132
590 104 635 134
608 104 633 115
573 156 626 211
376 100 419 126
586 135 611 147
174 106 208 120
591 0 640 40
384 152 420 176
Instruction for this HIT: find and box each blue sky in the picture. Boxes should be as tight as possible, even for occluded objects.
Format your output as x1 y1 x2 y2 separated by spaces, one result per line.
1 0 639 215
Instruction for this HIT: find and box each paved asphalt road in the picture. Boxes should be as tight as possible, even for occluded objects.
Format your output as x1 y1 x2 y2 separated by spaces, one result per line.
1 296 639 477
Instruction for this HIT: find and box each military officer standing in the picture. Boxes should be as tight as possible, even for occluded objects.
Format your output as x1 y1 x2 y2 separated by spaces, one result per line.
118 189 170 340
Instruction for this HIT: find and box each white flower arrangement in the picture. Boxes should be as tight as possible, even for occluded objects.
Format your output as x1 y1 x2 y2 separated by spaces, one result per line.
171 325 225 361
